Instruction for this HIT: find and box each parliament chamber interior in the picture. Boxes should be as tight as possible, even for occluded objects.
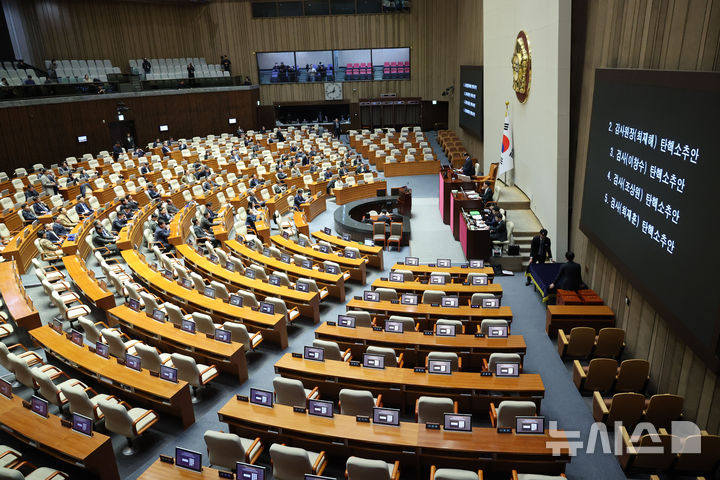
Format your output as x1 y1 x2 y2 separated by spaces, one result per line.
0 1 718 479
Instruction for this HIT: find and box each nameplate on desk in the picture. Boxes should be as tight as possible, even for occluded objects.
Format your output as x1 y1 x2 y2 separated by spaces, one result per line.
349 360 361 367
372 326 383 332
356 415 370 423
205 333 214 339
149 371 159 377
475 333 485 338
470 304 480 309
481 371 493 377
88 346 96 353
423 330 434 336
292 352 303 359
420 280 428 284
430 303 439 307
460 265 469 269
172 323 181 329
21 400 31 409
327 321 337 326
159 455 175 465
236 394 249 402
218 472 234 479
425 423 441 430
67 234 76 241
414 367 426 373
354 295 362 300
497 427 513 434
390 300 399 304
116 358 126 366
397 262 405 265
380 277 388 281
429 264 436 267
293 406 306 414
60 419 72 428
463 282 470 285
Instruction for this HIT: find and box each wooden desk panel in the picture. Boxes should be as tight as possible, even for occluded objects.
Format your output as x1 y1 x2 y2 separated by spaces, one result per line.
334 180 387 205
121 250 288 348
0 208 23 232
271 235 367 284
59 183 81 201
30 325 195 428
218 401 569 476
138 459 226 479
108 305 248 383
274 353 543 413
1 222 42 274
0 262 41 330
0 395 119 480
301 193 327 221
384 160 441 177
63 255 116 311
391 263 495 279
545 305 615 336
312 231 384 270
371 279 502 299
315 322 526 370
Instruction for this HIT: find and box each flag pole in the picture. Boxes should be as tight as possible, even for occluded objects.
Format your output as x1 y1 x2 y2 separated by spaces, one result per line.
503 101 509 186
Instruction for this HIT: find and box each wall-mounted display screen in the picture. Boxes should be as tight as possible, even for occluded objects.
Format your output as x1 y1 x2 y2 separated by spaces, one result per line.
459 65 483 138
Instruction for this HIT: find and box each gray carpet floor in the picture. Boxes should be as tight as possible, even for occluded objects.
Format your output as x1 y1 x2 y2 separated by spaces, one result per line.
0 132 667 479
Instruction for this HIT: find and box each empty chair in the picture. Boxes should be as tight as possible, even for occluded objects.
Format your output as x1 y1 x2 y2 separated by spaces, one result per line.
0 446 20 469
615 359 650 393
247 264 267 280
426 351 460 371
346 456 400 480
170 353 218 403
0 465 70 479
387 315 416 332
387 222 403 251
339 388 382 416
345 310 373 328
269 444 328 480
485 353 522 373
97 399 158 456
139 292 164 316
0 342 42 372
469 292 496 305
60 383 119 424
372 222 386 248
391 269 414 281
190 272 206 291
6 353 62 391
593 327 626 359
273 376 319 408
642 394 684 429
557 327 596 359
203 430 263 471
415 396 457 424
435 318 465 334
50 291 90 330
573 358 618 394
222 322 263 351
430 465 481 480
164 303 191 327
430 271 452 283
270 271 292 287
235 290 259 309
510 472 565 480
489 400 537 428
32 368 87 411
134 343 172 373
375 287 397 301
297 278 329 300
209 281 230 301
312 339 351 362
365 346 404 367
78 317 112 345
192 312 221 335
263 297 300 324
422 290 446 304
593 392 645 428
618 425 677 472
479 319 509 335
672 433 720 475
101 328 141 358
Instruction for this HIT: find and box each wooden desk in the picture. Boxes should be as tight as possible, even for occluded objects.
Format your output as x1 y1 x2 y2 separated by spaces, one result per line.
306 178 330 197
224 239 345 301
459 211 491 262
315 322 526 371
450 192 484 240
1 222 42 274
371 279 502 300
312 230 384 269
301 193 327 221
121 249 289 348
334 180 387 206
63 255 116 311
0 208 23 232
545 305 615 336
138 459 226 479
384 160 441 177
176 244 321 323
391 262 495 280
108 305 248 383
0 261 41 330
59 183 81 201
271 234 367 284
0 394 119 480
274 353 543 413
30 325 196 428
439 172 475 225
266 187 295 219
347 299 512 331
218 401 569 476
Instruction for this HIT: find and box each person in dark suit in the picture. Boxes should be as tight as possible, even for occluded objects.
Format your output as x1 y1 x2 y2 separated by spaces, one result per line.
92 222 118 253
550 251 584 291
33 201 50 216
142 58 151 74
24 185 39 201
146 184 160 200
161 143 171 156
75 200 93 217
461 153 474 176
526 228 552 285
205 203 218 220
489 213 506 241
112 142 123 160
337 166 348 177
245 207 258 233
333 118 341 138
21 204 38 224
154 220 172 252
139 163 150 175
481 181 494 204
247 189 265 208
51 220 69 238
293 188 306 211
111 212 127 233
44 224 62 244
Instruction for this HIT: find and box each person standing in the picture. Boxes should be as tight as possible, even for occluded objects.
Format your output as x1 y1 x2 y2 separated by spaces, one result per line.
187 63 195 86
549 251 584 292
526 228 552 285
333 118 341 139
142 58 152 74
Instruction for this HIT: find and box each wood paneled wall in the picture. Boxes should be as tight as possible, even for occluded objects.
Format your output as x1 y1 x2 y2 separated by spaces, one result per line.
570 0 720 434
7 0 459 109
0 88 258 172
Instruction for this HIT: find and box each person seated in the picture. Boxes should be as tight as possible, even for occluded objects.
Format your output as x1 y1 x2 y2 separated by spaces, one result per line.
200 210 218 233
337 166 348 177
481 180 494 204
158 207 172 225
154 220 173 252
21 203 38 224
205 202 218 220
33 200 51 216
146 213 158 233
37 231 62 260
245 207 258 233
192 217 219 248
44 224 63 244
24 184 40 201
111 211 127 234
75 198 94 217
161 142 171 156
489 213 506 241
377 210 391 224
124 195 139 211
323 168 333 180
249 174 261 188
139 163 150 175
92 221 118 253
293 188 306 211
146 183 160 199
272 183 285 195
202 177 217 192
247 189 265 208
51 219 69 238
291 166 301 177
56 207 77 229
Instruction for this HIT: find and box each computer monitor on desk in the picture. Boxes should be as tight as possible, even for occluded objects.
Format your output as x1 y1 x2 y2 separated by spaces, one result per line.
444 413 472 432
363 353 385 369
303 346 325 361
401 294 418 305
487 325 508 338
436 324 456 337
237 462 266 480
72 413 94 436
175 448 202 472
373 407 400 426
249 388 273 407
308 399 334 418
441 296 459 308
516 416 545 434
428 359 452 374
337 315 355 328
496 362 520 377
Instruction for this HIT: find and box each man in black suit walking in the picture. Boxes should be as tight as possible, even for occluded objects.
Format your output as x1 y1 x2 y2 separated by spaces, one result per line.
526 228 552 285
550 251 584 291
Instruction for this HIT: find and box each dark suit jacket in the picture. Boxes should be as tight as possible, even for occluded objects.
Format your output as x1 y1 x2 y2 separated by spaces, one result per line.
22 210 38 222
490 220 507 242
553 261 583 291
45 230 62 243
52 223 69 237
530 235 552 262
462 157 474 176
481 187 494 203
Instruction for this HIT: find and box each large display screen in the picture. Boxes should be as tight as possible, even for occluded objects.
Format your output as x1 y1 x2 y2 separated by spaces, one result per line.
580 69 720 368
459 65 483 138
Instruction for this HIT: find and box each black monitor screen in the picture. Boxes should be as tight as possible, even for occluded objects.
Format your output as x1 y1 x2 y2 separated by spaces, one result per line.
389 272 404 282
318 245 330 254
325 264 339 275
436 259 451 268
72 413 93 436
496 362 520 377
280 254 291 264
95 342 109 358
126 353 142 371
302 259 313 269
372 407 400 426
337 315 355 328
249 388 273 407
344 249 357 259
323 227 331 235
237 462 266 480
226 261 236 272
303 346 325 361
152 309 165 322
430 275 446 285
259 302 275 315
269 275 281 286
160 365 178 383
229 294 243 307
296 282 309 292
31 395 48 418
469 259 484 268
363 291 379 302
204 286 216 299
471 275 488 286
215 329 231 343
459 65 483 138
482 297 500 308
0 378 12 399
487 325 508 338
308 399 334 418
342 233 352 241
70 329 83 347
444 413 472 432
175 448 202 472
127 298 140 311
245 268 256 279
516 416 545 434
580 69 720 368
181 319 196 334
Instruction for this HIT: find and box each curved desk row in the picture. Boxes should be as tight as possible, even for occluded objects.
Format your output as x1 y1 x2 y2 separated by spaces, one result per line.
311 230 384 269
371 278 503 300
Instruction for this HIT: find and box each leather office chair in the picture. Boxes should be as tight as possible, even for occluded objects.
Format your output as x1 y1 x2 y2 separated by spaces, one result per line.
346 456 400 480
422 290 446 304
298 279 329 300
170 353 218 403
101 328 141 358
32 368 87 412
339 388 382 416
263 297 300 324
484 353 522 373
222 322 263 351
489 400 537 428
391 269 414 281
642 394 684 429
426 351 460 371
248 264 267 281
573 358 618 394
269 444 327 480
592 392 645 428
387 315 416 332
134 344 172 373
0 343 42 372
430 272 452 283
273 377 319 408
203 430 263 471
479 319 509 335
6 354 61 391
235 290 259 309
312 339 351 362
346 310 373 328
192 312 221 335
375 288 398 301
209 281 230 302
97 399 158 456
615 359 650 393
139 292 165 317
415 396 457 424
271 271 292 287
0 446 20 469
557 327 596 359
0 465 69 479
470 293 496 306
164 303 191 327
434 318 465 334
430 465 482 480
365 346 404 367
60 384 119 424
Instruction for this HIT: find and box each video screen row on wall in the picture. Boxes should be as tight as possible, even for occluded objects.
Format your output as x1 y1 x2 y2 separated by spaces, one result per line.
257 47 410 85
